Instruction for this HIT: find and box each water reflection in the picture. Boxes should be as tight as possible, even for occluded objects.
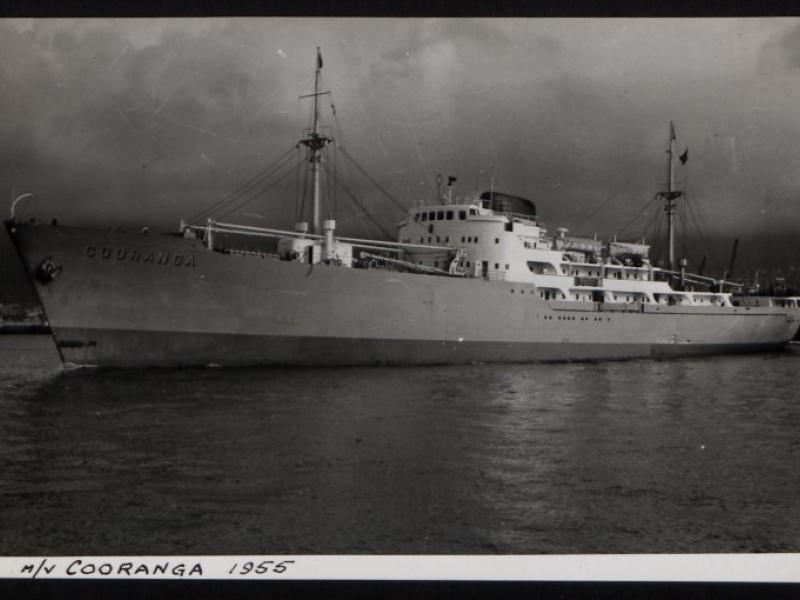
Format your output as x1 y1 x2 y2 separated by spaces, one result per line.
1 353 799 554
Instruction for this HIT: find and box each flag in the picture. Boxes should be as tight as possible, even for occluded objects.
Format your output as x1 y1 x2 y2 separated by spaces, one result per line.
316 48 323 69
670 121 676 141
679 148 689 165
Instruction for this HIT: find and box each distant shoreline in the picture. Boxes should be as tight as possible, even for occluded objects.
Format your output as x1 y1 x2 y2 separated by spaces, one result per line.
0 324 51 335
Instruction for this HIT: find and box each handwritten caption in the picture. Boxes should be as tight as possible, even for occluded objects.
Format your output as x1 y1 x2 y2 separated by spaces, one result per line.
19 557 296 579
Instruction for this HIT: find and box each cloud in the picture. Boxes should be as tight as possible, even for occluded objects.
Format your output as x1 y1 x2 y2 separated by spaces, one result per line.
1 17 800 251
757 20 800 72
0 19 311 226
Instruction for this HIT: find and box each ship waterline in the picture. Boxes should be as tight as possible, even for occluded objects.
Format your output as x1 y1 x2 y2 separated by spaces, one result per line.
43 328 794 368
7 224 798 368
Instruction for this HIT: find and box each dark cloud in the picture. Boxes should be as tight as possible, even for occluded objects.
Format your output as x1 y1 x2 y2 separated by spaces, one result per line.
1 17 799 253
0 20 311 227
757 21 800 72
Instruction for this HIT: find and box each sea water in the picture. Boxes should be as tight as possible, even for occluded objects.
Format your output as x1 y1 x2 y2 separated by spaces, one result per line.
1 341 799 555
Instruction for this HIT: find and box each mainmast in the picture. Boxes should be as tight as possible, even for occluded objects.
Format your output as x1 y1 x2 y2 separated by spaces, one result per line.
299 47 333 234
658 121 684 272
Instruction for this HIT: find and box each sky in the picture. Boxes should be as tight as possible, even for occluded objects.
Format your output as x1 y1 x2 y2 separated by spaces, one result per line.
2 17 800 295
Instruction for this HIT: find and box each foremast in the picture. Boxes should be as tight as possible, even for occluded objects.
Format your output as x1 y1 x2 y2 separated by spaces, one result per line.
298 47 333 234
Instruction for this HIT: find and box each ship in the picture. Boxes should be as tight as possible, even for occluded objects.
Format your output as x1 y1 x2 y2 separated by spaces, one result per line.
4 49 800 368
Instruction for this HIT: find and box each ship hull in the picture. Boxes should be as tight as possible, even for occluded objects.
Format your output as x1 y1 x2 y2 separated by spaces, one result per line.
44 327 790 367
7 223 800 367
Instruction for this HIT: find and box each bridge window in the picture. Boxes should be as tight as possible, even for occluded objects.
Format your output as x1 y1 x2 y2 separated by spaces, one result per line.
469 208 477 216
467 236 472 243
495 238 499 244
414 213 420 222
505 264 509 270
428 211 435 220
446 210 454 220
461 236 465 243
475 236 479 243
437 211 444 220
445 236 449 242
494 263 499 269
459 210 466 220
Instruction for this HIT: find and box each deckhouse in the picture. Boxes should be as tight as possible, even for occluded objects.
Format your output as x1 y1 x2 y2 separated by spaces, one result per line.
397 189 733 309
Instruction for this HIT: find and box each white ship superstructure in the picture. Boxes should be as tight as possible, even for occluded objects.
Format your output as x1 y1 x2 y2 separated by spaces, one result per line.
394 192 754 310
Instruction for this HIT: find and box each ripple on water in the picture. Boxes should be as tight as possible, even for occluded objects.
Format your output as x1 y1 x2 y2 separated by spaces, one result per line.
1 352 799 554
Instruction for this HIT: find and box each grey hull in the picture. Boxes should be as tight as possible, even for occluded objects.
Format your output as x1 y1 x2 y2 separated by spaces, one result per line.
52 327 791 367
7 223 800 367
